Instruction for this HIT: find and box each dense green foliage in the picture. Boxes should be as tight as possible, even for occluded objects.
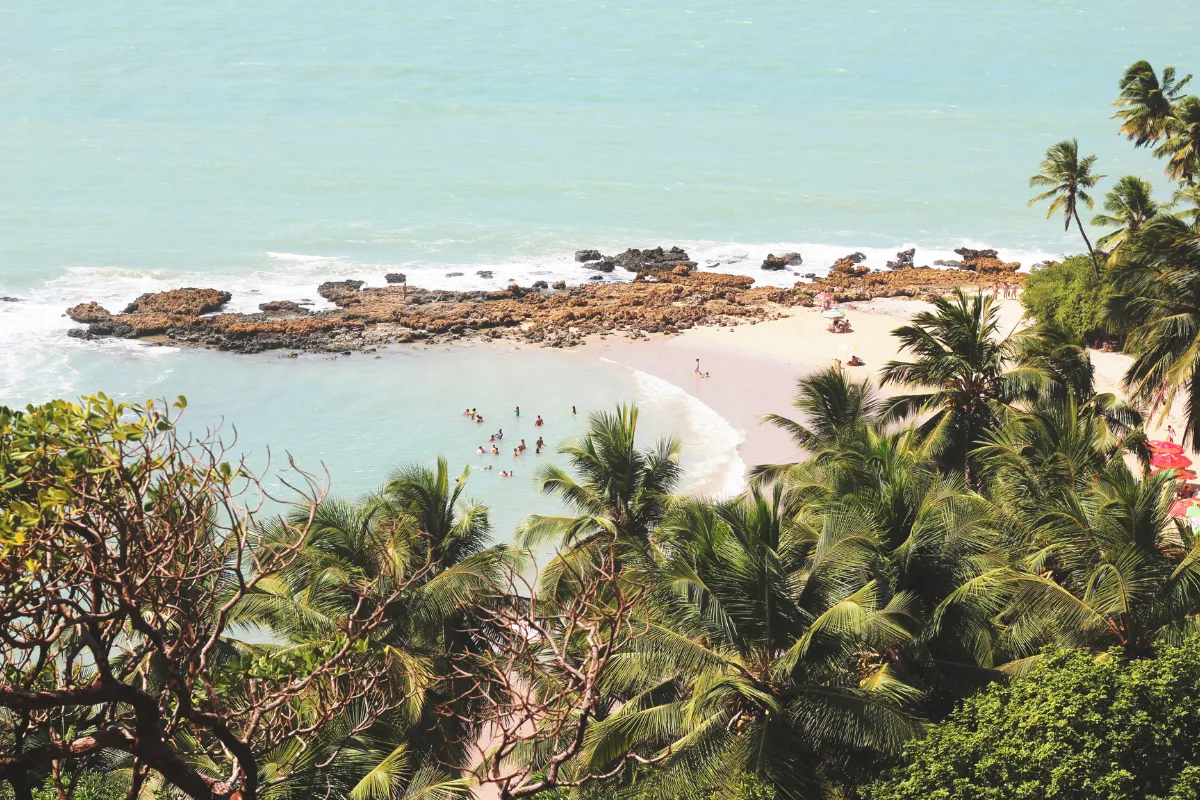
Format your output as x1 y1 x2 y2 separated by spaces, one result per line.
865 645 1200 800
1020 255 1112 342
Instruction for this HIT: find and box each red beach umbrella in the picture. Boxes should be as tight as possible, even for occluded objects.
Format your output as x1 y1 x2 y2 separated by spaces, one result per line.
1171 500 1196 517
1152 453 1193 471
1147 440 1185 455
1176 469 1198 481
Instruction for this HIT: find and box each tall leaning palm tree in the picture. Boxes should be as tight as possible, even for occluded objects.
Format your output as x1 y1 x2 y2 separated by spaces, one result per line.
1091 175 1165 259
1029 138 1106 275
1107 214 1200 445
1113 60 1192 148
1158 95 1200 186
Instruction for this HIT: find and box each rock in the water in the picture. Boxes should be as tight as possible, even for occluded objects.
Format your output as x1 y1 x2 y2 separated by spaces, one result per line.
844 252 867 264
933 259 962 268
384 272 407 284
886 249 916 270
782 252 803 265
532 280 549 290
613 246 696 274
66 302 113 324
476 270 494 279
588 274 604 281
0 296 19 302
258 300 310 315
802 272 818 280
551 280 567 290
123 288 231 316
318 280 366 305
954 247 998 261
761 254 789 271
575 249 603 262
446 272 464 278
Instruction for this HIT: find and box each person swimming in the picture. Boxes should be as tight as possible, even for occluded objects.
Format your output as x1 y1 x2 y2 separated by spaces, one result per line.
476 416 484 424
500 470 509 477
513 448 520 457
463 408 471 416
496 428 503 439
491 445 499 455
536 436 544 449
476 446 485 455
535 415 544 427
518 439 526 453
515 406 520 417
483 464 493 470
489 434 495 442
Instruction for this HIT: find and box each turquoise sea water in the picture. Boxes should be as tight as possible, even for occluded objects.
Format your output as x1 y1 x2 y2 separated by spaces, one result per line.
0 1 1194 518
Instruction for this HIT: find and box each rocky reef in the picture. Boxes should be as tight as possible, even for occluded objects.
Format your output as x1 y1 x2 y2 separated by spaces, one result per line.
63 245 1023 355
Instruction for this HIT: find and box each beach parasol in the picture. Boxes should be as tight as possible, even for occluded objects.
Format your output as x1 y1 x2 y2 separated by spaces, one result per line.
1170 500 1197 517
1177 469 1198 481
839 343 858 352
815 291 834 302
821 309 845 319
1151 452 1193 471
1147 440 1185 455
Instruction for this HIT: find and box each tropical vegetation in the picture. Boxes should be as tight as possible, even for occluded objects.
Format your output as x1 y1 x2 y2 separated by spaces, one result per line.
9 57 1200 800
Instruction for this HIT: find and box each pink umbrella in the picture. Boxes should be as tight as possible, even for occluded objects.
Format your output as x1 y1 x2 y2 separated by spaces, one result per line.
1151 452 1194 471
1171 500 1197 517
1147 440 1185 455
1176 469 1198 481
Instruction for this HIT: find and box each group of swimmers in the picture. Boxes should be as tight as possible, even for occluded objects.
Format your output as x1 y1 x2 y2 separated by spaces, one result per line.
463 405 576 478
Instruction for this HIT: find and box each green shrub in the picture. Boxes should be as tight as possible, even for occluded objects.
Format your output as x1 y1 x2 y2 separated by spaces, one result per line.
1021 255 1113 342
865 644 1200 800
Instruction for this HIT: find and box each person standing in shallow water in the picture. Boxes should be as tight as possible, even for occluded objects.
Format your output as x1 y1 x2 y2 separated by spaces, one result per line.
514 406 520 418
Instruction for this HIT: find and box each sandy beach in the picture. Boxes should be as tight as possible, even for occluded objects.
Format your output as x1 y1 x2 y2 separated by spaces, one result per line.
595 295 1194 477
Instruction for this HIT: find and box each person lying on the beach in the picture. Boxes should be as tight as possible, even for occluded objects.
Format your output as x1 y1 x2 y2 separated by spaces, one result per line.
848 355 864 366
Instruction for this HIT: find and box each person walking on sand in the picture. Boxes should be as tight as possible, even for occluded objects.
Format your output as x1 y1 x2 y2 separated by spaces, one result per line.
1169 425 1177 443
572 405 577 415
695 358 702 377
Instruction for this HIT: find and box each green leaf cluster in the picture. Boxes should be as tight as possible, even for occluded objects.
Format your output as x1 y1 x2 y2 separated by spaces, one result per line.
1020 254 1113 341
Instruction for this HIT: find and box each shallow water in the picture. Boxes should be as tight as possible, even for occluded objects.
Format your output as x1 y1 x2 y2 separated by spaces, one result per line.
0 0 1191 522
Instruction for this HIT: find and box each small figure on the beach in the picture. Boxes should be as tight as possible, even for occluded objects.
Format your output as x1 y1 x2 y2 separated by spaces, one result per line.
515 406 520 417
1169 425 1178 443
572 405 577 415
848 355 864 367
535 415 544 427
695 358 703 376
834 358 842 369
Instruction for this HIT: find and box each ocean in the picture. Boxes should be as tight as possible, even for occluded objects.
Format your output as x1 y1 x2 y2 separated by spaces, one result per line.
0 0 1192 528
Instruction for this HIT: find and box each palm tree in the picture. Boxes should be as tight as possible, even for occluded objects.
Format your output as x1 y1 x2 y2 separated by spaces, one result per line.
761 366 881 450
1029 139 1106 275
1158 95 1200 186
1091 175 1165 258
1113 60 1192 147
580 487 922 799
1107 215 1200 445
1000 465 1200 663
1173 183 1200 229
242 459 509 796
879 289 1040 479
521 405 681 552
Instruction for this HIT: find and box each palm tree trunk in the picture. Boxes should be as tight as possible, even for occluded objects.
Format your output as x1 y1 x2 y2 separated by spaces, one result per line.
1073 209 1101 276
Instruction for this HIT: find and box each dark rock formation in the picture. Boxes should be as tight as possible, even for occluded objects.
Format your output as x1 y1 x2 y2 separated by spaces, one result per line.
318 280 365 305
0 296 19 302
551 280 567 290
761 254 789 271
531 280 549 290
886 249 916 270
384 272 407 284
575 249 603 262
588 274 604 281
446 272 464 278
611 247 696 274
954 247 999 261
476 270 494 279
